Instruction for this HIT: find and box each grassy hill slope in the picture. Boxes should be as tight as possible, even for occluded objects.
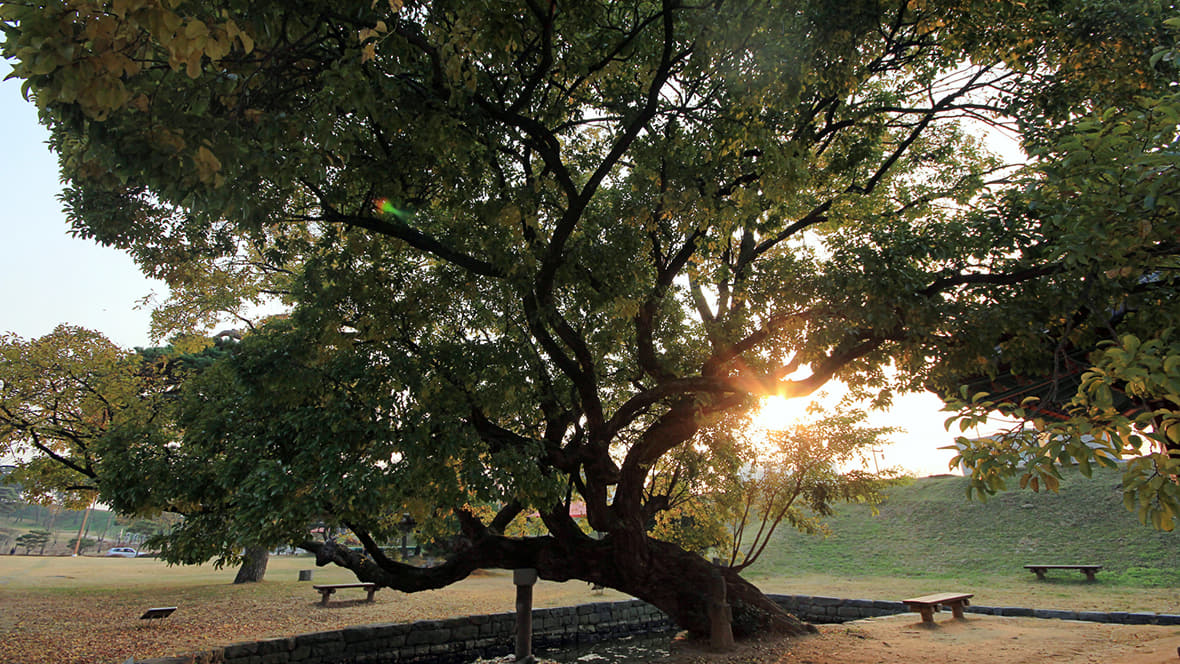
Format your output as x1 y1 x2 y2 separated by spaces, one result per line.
746 466 1180 588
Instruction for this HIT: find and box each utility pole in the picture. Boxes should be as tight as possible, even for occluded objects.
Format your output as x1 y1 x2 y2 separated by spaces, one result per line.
72 496 97 556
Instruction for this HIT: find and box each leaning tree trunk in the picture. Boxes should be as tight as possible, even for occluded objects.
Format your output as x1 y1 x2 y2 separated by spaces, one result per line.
233 545 269 584
564 535 815 638
308 528 813 639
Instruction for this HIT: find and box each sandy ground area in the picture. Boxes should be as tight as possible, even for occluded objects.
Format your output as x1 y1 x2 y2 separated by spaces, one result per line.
662 613 1180 664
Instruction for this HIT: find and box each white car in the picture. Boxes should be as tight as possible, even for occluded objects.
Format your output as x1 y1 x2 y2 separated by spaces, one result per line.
105 547 137 558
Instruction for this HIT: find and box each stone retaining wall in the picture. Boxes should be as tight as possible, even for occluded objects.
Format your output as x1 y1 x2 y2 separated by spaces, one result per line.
134 594 1180 664
135 599 673 664
770 594 1180 626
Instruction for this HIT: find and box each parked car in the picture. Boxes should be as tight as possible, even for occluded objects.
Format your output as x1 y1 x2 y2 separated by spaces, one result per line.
105 547 137 558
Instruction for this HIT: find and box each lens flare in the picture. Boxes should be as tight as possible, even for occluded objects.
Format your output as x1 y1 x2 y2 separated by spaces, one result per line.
373 197 411 220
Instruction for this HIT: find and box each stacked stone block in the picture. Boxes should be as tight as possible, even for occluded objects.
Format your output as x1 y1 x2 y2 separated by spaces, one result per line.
131 594 1180 664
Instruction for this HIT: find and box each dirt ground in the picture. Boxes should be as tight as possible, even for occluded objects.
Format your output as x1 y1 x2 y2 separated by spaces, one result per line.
661 614 1180 664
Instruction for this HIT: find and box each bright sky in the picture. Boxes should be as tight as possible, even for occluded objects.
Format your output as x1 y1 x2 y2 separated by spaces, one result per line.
1 76 166 348
0 71 974 478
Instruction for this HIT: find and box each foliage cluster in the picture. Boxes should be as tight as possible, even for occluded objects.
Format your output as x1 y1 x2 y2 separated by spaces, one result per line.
945 15 1180 531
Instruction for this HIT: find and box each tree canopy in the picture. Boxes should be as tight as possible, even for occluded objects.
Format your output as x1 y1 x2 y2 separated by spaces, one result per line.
3 0 1178 636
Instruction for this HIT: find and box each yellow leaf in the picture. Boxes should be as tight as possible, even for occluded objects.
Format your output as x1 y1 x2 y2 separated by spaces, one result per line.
184 19 209 40
193 145 222 184
185 52 202 78
237 30 254 54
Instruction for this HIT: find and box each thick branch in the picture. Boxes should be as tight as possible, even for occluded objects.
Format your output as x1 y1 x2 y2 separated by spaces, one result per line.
320 210 507 279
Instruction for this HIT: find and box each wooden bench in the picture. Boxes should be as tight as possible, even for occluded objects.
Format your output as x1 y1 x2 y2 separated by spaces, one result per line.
902 592 973 624
313 583 378 605
1024 564 1102 581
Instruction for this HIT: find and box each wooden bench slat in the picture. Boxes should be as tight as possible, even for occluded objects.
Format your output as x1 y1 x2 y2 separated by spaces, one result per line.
903 592 972 605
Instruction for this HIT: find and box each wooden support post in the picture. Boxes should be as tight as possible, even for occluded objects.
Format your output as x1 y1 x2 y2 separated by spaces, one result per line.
708 564 734 651
514 568 538 664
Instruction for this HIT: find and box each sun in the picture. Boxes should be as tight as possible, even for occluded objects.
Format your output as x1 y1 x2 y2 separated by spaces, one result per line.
750 394 818 432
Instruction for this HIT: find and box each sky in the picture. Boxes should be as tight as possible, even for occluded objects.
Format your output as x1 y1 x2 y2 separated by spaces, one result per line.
0 71 974 478
1 76 166 348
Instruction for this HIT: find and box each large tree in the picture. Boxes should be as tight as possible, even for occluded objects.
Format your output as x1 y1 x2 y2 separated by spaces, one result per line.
3 0 1178 636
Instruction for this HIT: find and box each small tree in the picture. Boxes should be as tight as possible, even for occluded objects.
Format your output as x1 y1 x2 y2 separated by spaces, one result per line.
649 408 898 568
67 537 97 555
724 411 899 569
15 530 50 555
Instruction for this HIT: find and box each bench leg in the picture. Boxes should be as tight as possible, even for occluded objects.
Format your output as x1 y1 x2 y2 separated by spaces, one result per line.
1031 568 1046 580
948 601 967 619
319 590 334 606
1082 570 1096 582
917 607 935 623
365 587 376 602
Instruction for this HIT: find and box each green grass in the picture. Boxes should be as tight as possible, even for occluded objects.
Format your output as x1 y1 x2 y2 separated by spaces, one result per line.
0 554 361 592
744 466 1180 594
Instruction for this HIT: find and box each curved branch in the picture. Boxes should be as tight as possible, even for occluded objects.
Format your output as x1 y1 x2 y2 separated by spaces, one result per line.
303 531 563 592
319 210 507 279
536 0 686 302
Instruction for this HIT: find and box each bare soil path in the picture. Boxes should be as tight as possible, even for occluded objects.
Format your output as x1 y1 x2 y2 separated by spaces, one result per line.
661 614 1180 664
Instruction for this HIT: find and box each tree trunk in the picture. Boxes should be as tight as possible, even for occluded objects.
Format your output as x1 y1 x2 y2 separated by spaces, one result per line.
233 546 269 584
568 535 815 638
309 530 813 639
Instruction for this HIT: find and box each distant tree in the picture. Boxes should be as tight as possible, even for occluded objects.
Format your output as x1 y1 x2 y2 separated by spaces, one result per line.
67 537 97 555
0 484 20 519
15 530 50 555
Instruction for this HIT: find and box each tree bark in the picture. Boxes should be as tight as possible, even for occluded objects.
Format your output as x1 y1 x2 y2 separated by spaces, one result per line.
233 545 269 584
573 536 815 638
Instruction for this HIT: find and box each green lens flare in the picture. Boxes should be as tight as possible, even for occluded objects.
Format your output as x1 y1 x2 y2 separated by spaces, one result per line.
374 197 411 220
